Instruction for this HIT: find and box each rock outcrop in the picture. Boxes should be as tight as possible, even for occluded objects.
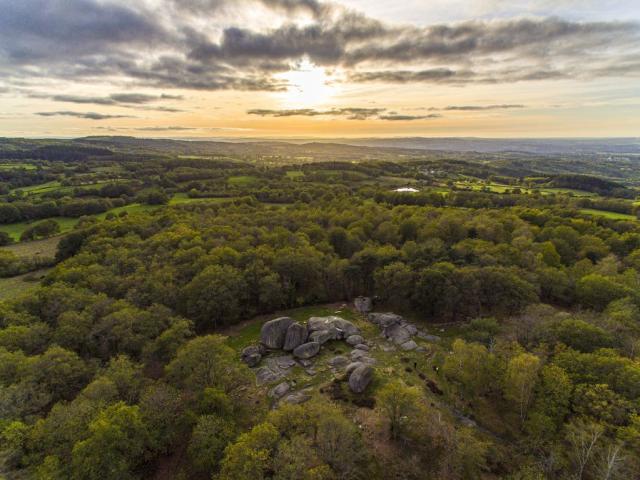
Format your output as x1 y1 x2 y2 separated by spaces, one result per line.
308 316 359 339
283 322 308 351
354 296 372 314
260 317 294 349
348 364 374 393
268 382 290 399
328 355 349 368
293 341 320 359
309 329 339 345
241 344 265 367
368 312 403 328
346 334 364 346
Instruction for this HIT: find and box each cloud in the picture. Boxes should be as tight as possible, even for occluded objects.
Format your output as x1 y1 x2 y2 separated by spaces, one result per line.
378 114 441 121
349 68 469 84
36 111 133 120
0 0 638 94
441 104 525 111
247 107 440 121
49 92 181 106
134 126 198 131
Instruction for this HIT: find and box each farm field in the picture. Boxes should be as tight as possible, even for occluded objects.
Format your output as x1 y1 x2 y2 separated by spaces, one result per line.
579 208 637 220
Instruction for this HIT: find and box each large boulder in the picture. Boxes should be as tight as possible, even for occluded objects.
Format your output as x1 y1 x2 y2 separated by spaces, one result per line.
268 382 290 399
307 316 359 339
349 365 374 393
368 313 403 328
309 328 339 345
255 367 283 386
332 318 359 339
400 340 418 351
384 324 412 345
265 355 296 371
354 296 372 314
308 316 338 332
283 390 311 405
345 362 364 376
328 355 349 368
241 344 265 367
283 322 308 351
346 334 364 346
404 323 418 336
261 317 294 349
293 342 321 359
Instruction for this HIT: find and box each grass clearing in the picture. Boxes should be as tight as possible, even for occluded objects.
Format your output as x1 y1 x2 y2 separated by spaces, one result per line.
11 180 61 195
169 193 237 205
227 175 259 187
0 269 50 302
2 236 60 258
285 171 305 179
580 208 637 220
540 187 596 197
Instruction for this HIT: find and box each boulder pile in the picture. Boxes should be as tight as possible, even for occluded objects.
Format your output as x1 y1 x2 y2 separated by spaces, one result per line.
242 315 374 394
368 312 437 351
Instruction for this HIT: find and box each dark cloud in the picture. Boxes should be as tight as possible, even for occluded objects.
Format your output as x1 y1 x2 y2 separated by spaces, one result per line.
349 68 469 84
247 107 438 121
378 114 441 121
36 111 133 120
248 107 385 120
175 0 327 17
0 0 638 93
50 93 181 106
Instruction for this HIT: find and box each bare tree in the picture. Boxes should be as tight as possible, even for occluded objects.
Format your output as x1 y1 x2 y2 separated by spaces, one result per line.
566 420 604 480
594 443 626 480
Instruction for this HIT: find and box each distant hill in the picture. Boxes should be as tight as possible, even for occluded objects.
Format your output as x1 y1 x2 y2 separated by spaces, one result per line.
268 137 640 155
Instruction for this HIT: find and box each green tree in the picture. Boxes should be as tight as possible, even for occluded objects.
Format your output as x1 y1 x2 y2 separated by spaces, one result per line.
20 219 60 241
188 415 237 474
217 422 279 480
165 335 250 394
181 265 248 329
504 353 541 425
71 402 149 480
377 381 422 441
576 274 632 311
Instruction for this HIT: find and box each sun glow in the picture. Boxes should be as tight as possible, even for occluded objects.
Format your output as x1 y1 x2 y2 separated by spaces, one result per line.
276 59 336 108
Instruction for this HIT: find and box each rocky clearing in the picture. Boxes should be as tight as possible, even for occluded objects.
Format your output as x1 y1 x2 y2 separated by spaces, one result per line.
235 301 447 409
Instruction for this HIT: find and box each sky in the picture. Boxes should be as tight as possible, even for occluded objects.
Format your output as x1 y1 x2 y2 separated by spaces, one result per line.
0 0 639 138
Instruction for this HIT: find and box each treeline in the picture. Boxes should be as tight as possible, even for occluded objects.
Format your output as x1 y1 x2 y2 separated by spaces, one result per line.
41 199 640 329
1 145 113 162
550 174 635 198
0 198 125 224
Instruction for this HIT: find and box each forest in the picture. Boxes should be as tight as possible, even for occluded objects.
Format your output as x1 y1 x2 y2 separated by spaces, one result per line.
0 138 639 479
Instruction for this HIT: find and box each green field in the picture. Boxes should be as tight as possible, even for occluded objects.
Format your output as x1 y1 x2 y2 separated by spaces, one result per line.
227 175 259 186
0 217 82 241
0 195 240 242
169 193 238 205
285 170 305 179
580 208 637 220
540 187 596 197
0 163 38 170
11 180 61 195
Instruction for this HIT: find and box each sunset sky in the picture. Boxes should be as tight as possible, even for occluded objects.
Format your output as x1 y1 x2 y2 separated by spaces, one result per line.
1 0 639 138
